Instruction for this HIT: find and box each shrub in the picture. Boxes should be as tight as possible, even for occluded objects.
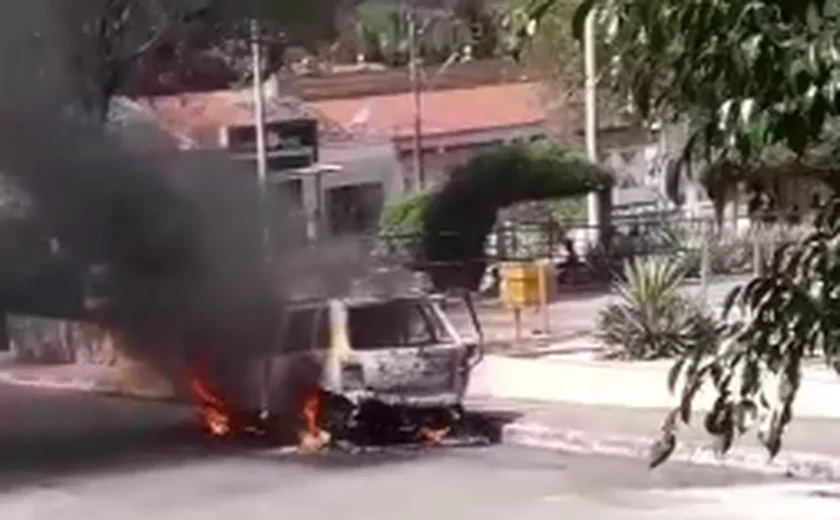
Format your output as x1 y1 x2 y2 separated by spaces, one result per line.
709 233 754 275
420 144 612 291
376 191 431 259
379 191 429 237
597 257 720 360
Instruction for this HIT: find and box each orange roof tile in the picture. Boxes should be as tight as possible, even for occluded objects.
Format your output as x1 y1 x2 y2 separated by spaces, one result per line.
139 82 549 148
140 91 244 147
308 82 548 140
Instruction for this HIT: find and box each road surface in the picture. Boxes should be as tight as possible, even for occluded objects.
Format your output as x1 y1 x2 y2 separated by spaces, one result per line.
0 383 834 520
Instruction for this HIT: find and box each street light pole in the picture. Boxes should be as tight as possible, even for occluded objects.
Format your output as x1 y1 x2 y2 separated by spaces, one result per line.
583 10 602 244
251 17 271 256
251 19 269 194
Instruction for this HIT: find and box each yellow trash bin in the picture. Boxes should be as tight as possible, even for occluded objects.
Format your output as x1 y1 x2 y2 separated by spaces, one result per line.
500 261 541 309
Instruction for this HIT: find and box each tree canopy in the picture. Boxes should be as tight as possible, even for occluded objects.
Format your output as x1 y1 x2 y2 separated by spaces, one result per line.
514 0 840 190
511 0 840 465
26 0 353 121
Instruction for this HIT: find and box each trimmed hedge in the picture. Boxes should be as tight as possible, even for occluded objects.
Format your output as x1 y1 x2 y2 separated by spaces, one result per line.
418 144 612 291
379 190 430 237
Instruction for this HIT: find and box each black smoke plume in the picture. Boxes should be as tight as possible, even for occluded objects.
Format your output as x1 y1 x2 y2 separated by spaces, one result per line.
0 2 309 369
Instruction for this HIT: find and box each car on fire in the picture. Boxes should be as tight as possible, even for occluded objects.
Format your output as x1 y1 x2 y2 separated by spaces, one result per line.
205 291 484 445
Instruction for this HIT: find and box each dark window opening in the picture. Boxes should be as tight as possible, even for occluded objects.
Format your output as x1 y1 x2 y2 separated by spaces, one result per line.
282 306 329 351
326 183 385 235
347 300 451 350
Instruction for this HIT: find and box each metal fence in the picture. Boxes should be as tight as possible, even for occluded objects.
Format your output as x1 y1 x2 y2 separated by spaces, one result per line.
372 214 815 290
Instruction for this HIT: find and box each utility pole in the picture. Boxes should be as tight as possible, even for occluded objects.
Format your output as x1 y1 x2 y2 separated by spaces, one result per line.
251 19 268 196
583 10 604 246
250 14 273 421
251 17 271 257
407 5 425 190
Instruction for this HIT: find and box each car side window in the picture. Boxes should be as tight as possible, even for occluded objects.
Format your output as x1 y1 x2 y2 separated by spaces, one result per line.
404 303 436 346
282 306 329 351
347 300 440 349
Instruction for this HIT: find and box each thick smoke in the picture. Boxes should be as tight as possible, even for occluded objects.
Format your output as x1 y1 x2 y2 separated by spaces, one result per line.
0 2 351 370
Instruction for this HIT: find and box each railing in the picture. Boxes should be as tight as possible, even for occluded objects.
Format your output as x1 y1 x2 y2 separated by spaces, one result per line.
372 216 817 290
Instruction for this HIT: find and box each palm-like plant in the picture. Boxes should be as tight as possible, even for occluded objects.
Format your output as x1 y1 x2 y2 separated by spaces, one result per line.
598 257 719 360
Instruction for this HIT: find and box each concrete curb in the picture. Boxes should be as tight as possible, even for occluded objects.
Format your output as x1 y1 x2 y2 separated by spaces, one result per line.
0 371 102 393
502 422 840 481
0 371 177 401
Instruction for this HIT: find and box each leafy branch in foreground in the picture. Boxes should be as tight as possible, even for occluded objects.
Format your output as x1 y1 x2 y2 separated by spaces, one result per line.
651 198 840 467
509 0 840 207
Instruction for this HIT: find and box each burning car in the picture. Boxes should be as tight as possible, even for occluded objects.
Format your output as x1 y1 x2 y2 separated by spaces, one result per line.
190 291 484 447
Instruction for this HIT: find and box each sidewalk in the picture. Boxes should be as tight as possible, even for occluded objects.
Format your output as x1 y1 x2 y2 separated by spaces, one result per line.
447 275 748 351
465 354 840 480
0 361 176 400
466 397 840 480
467 355 840 419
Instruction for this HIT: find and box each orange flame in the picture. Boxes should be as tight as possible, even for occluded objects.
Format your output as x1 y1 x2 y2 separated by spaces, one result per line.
298 388 329 451
187 362 231 437
416 426 451 446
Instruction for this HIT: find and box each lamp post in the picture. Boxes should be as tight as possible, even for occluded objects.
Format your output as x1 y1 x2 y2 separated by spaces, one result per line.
251 17 272 258
583 10 601 244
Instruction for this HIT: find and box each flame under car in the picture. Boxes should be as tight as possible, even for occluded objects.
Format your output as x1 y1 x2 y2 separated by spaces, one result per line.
199 294 482 445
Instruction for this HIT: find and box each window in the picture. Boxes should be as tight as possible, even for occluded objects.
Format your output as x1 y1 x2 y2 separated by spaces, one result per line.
347 300 451 350
326 183 385 235
282 306 329 351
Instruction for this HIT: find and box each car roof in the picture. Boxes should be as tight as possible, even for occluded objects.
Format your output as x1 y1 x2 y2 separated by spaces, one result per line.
286 293 429 310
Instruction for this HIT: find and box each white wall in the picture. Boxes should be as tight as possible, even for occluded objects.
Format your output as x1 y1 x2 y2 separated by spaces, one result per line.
271 141 401 239
318 141 402 201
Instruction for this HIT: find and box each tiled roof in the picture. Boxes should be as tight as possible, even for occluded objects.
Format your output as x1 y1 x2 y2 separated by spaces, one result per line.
309 82 548 140
138 90 278 148
138 82 550 148
106 97 187 150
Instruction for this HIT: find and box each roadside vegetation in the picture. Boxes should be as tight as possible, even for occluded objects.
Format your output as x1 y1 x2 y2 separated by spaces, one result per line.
516 0 840 464
597 257 719 361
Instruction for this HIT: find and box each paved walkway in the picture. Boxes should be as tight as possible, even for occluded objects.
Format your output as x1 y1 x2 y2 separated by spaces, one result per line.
447 275 748 351
468 397 840 458
467 355 840 419
463 353 840 479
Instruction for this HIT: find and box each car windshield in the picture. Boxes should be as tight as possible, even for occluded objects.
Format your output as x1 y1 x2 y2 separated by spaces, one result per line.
347 299 453 349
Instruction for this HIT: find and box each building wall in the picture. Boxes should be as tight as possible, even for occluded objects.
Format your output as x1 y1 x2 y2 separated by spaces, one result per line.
271 141 402 239
392 123 548 189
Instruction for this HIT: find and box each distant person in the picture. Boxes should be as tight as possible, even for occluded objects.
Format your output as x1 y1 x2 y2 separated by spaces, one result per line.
787 204 801 226
811 192 823 212
563 238 579 265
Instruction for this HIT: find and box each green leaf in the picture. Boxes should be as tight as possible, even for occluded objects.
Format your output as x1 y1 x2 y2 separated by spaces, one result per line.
667 356 687 394
806 2 823 33
721 285 743 319
758 410 784 458
735 400 757 434
648 430 677 468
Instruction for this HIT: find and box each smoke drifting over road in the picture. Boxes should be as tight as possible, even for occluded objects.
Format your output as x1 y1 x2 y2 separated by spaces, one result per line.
0 1 335 366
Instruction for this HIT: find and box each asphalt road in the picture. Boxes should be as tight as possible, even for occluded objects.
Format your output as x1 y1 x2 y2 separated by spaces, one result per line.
0 383 833 520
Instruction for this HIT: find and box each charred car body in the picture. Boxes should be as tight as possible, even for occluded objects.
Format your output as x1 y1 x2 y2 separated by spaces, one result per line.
206 291 483 444
83 261 484 444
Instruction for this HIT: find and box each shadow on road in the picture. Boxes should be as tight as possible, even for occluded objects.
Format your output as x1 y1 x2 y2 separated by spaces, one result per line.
0 387 521 491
